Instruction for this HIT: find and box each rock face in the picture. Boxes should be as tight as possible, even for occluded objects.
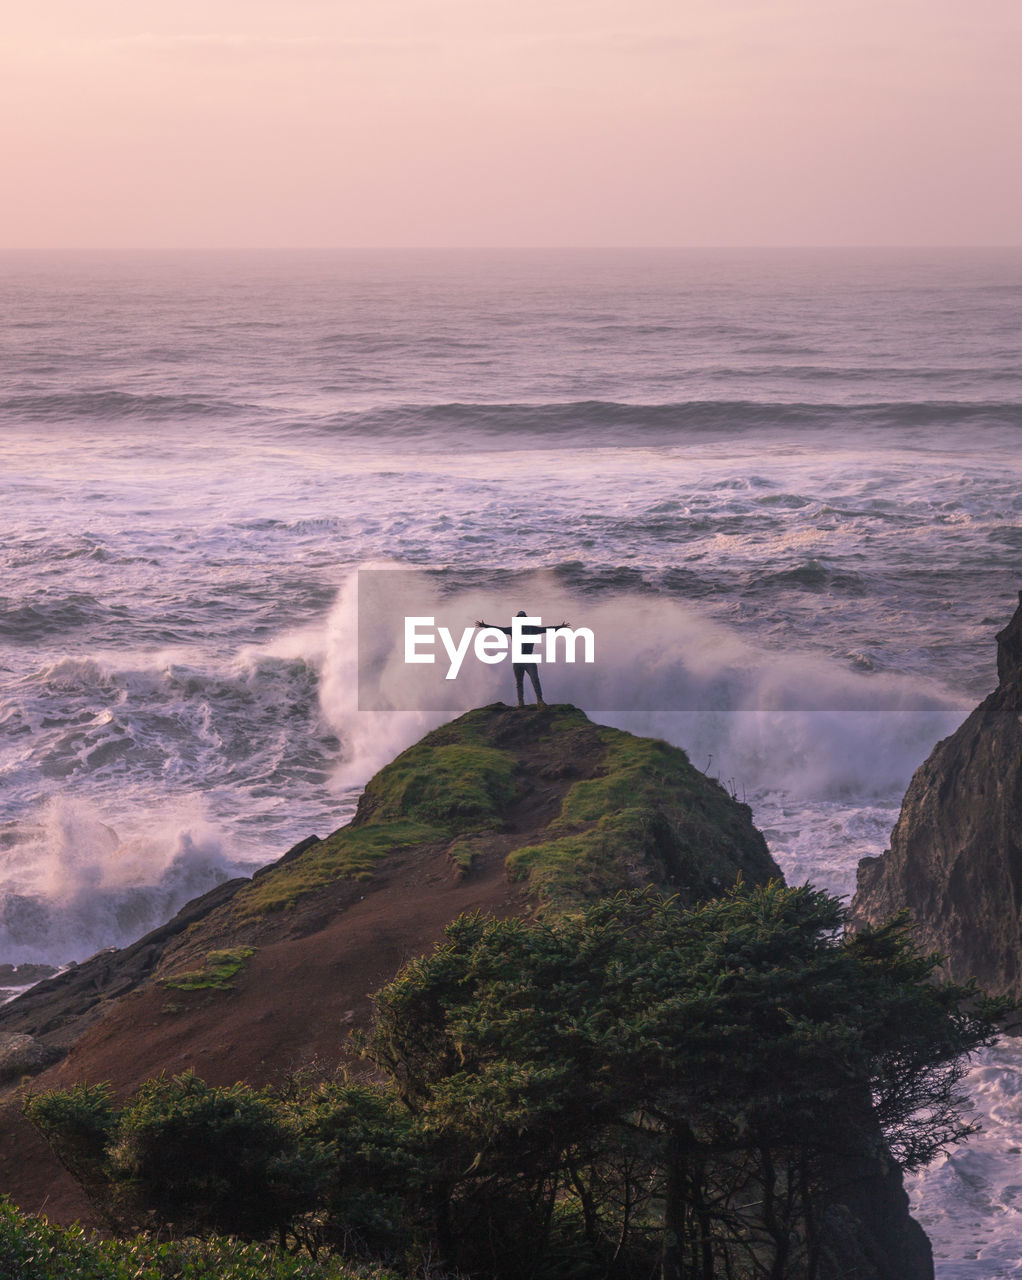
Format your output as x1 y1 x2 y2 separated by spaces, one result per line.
1 706 781 1058
818 1148 933 1280
851 594 1022 1000
0 1033 60 1083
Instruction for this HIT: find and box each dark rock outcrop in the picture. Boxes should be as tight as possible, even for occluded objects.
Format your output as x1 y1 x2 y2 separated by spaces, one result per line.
817 1149 933 1280
851 593 1022 1001
0 1032 61 1083
0 876 249 1052
0 964 57 986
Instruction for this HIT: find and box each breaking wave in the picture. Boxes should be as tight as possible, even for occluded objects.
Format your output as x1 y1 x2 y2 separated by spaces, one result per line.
0 796 236 966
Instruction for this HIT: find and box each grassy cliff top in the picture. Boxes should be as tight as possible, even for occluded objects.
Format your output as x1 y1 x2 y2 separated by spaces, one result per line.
239 703 780 916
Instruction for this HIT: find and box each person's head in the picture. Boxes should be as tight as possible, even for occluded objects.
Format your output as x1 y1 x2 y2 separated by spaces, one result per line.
516 609 527 617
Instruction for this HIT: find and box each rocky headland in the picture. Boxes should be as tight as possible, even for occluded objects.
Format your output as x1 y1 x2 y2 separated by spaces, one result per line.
0 702 933 1277
0 706 777 1211
852 593 1022 1003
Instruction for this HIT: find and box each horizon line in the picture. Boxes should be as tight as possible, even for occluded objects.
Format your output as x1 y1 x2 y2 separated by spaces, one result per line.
3 243 1022 253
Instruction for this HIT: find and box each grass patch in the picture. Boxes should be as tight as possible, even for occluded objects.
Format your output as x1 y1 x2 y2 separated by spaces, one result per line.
553 732 695 829
229 704 769 919
507 729 767 910
449 841 475 870
447 835 494 878
240 822 443 915
237 736 518 915
507 823 639 906
161 948 255 992
357 742 517 830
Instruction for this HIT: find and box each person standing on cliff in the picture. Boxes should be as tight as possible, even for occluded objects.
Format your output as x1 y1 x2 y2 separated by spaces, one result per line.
473 611 569 707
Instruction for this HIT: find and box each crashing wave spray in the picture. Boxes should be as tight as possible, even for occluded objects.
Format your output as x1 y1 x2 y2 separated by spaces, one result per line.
0 794 233 966
318 566 969 804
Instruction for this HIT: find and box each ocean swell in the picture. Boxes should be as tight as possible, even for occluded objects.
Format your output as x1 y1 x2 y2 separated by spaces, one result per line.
308 399 1022 445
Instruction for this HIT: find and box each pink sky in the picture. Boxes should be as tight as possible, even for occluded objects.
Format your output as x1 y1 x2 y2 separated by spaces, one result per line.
2 0 1020 247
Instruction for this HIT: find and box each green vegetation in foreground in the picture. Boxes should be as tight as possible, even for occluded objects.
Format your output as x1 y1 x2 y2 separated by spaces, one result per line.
25 886 1007 1280
161 947 256 991
0 1198 395 1280
507 729 762 907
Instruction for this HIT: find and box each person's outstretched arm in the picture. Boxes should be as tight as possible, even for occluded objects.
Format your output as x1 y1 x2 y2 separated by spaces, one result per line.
473 619 569 632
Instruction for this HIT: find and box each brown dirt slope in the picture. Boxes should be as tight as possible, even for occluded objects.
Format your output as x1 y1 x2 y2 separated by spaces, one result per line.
0 702 779 1222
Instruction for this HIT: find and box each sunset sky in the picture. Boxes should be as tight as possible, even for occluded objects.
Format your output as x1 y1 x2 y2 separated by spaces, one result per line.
2 0 1020 248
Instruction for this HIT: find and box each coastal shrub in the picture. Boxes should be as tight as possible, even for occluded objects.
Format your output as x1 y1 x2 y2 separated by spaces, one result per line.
362 884 1008 1279
295 1083 423 1260
0 1197 396 1279
23 1082 121 1226
24 1077 417 1263
108 1072 326 1241
0 1197 120 1280
26 885 1006 1278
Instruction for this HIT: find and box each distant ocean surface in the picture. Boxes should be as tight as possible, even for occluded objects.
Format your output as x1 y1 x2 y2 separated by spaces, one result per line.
2 248 1021 1274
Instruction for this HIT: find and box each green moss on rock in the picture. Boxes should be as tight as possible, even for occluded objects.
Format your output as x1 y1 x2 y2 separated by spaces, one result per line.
354 742 517 830
508 728 771 909
241 822 443 914
161 948 256 992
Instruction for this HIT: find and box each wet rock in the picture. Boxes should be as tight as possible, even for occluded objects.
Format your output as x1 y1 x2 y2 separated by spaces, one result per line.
0 965 58 986
851 592 1022 1002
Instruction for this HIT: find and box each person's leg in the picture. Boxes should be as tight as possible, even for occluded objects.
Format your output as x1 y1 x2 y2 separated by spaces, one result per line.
513 664 526 707
527 665 544 705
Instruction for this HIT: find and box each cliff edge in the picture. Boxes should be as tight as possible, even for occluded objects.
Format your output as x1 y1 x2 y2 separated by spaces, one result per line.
851 593 1022 1001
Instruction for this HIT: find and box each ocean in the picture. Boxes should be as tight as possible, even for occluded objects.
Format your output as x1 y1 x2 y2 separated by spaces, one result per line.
1 247 1021 1273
